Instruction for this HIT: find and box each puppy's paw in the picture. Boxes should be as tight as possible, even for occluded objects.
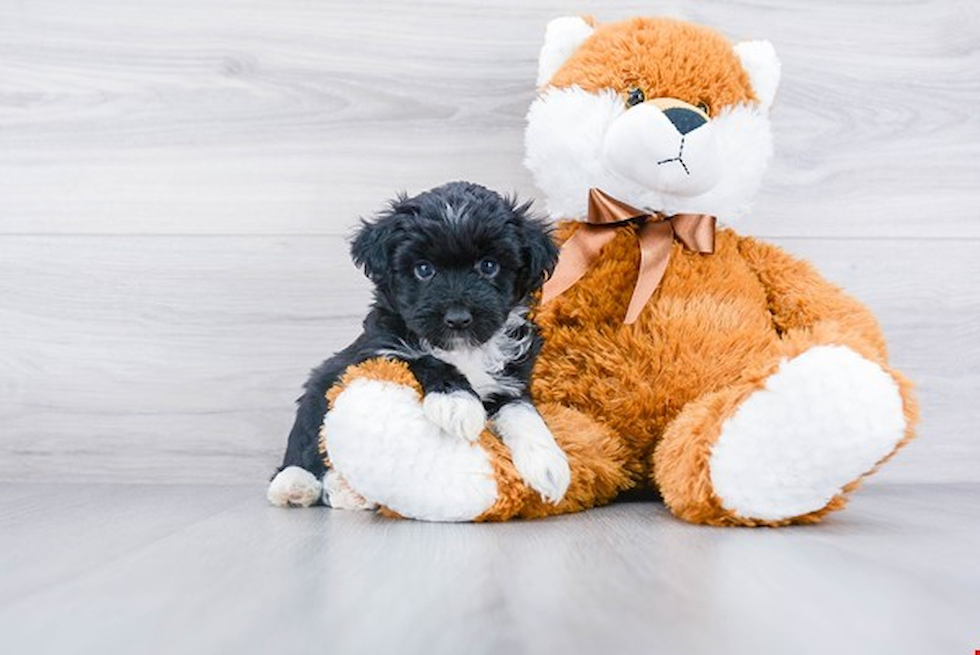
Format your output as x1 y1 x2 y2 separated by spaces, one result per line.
493 403 571 504
267 466 323 507
423 390 487 442
510 435 571 504
322 469 377 511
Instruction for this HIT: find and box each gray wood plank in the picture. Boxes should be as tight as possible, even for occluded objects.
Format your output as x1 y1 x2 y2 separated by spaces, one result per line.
0 235 975 485
0 0 977 237
0 482 977 655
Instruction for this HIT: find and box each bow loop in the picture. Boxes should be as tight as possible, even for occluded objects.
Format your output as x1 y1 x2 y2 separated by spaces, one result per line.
541 188 716 324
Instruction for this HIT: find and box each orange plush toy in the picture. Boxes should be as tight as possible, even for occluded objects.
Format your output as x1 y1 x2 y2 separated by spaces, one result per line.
319 16 918 525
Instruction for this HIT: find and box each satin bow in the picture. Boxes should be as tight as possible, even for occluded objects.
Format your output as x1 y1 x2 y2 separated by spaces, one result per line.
541 188 717 324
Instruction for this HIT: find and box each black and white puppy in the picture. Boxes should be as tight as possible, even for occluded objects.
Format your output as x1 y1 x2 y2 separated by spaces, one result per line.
267 181 568 509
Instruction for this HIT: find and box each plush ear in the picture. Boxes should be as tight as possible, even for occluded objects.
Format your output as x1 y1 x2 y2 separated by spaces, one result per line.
536 16 596 87
349 200 413 283
734 40 781 111
512 200 559 300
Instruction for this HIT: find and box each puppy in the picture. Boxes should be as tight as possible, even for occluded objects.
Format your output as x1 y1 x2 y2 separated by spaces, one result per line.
267 181 570 509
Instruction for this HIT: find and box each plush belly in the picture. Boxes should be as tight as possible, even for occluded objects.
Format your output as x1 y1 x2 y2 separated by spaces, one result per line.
532 227 777 453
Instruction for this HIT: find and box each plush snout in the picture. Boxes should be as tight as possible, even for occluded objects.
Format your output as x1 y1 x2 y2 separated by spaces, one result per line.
601 98 722 196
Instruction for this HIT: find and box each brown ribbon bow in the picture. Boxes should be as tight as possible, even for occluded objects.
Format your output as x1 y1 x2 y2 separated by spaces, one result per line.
541 188 716 324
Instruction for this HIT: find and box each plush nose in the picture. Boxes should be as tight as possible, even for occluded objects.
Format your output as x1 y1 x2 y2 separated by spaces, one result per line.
663 107 707 135
443 307 473 330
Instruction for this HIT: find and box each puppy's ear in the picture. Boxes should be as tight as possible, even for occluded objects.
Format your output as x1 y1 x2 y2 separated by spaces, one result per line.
350 197 414 282
512 199 559 300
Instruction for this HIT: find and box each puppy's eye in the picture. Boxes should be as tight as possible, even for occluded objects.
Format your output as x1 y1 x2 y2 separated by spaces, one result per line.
476 258 499 278
697 101 711 116
626 88 645 107
414 261 436 281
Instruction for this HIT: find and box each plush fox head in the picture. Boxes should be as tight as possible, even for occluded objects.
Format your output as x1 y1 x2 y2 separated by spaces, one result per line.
524 16 781 224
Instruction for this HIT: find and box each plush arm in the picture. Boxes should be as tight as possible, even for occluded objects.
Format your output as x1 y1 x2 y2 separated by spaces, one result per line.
737 235 889 361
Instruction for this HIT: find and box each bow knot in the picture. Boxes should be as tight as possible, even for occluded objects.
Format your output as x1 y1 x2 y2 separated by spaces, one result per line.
541 188 716 324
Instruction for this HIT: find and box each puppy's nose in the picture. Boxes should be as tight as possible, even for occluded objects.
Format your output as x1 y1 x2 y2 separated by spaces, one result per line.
443 307 473 330
663 107 706 135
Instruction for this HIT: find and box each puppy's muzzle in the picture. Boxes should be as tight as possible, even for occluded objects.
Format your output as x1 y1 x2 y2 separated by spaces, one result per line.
443 306 473 330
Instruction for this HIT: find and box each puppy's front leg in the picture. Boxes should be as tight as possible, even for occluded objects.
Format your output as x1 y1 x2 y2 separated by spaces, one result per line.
407 355 486 442
490 400 571 504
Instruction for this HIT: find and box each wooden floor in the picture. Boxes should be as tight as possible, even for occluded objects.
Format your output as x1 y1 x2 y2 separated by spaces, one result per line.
1 483 977 655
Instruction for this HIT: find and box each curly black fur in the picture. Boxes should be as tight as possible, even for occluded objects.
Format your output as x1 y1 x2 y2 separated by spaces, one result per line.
275 181 559 488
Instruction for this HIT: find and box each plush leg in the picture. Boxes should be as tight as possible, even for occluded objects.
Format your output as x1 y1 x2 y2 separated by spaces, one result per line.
652 337 918 526
321 359 635 522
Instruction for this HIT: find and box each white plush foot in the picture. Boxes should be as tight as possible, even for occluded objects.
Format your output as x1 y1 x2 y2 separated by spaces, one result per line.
322 379 498 522
493 402 571 504
422 390 487 442
267 466 323 508
322 469 377 511
709 345 907 521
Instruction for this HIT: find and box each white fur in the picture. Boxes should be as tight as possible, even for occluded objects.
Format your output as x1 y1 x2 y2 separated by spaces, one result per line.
602 102 723 196
322 378 498 522
380 307 532 400
524 87 773 225
492 402 571 504
267 466 322 508
536 16 595 87
322 469 377 511
423 390 487 442
709 346 907 521
734 40 781 111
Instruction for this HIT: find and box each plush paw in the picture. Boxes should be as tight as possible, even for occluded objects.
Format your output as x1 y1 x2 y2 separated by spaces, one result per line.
422 390 487 442
323 378 498 522
493 402 571 504
322 469 377 511
267 466 323 508
709 345 907 521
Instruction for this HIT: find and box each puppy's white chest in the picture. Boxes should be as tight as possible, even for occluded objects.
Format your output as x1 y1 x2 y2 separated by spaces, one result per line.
438 347 500 399
433 331 525 400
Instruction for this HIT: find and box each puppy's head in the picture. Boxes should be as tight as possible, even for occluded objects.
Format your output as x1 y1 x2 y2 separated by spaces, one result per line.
351 181 558 348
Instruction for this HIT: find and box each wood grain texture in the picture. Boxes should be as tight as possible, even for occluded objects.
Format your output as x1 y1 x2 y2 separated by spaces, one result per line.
0 0 977 487
0 0 977 237
0 235 976 484
1 483 978 655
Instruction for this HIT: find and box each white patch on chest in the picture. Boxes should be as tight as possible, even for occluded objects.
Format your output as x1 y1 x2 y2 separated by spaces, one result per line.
429 308 531 399
431 344 518 399
379 308 532 400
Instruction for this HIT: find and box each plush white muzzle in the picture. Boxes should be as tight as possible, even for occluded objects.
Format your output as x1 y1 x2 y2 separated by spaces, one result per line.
601 103 722 196
524 87 775 223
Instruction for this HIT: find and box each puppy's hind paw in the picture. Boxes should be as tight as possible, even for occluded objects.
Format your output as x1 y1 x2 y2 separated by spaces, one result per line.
423 390 487 442
267 466 323 507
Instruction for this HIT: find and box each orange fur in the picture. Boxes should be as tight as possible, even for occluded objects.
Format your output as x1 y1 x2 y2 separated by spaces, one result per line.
323 223 919 525
321 17 918 526
550 18 757 112
533 224 918 525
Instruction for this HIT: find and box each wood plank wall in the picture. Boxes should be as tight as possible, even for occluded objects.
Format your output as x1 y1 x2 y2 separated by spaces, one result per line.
1 0 977 484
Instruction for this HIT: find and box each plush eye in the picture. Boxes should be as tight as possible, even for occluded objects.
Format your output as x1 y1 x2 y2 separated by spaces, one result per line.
626 87 646 107
414 261 436 281
476 258 499 278
697 101 711 116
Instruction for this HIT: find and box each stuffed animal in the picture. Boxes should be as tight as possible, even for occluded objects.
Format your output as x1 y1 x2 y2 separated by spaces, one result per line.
319 16 918 525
